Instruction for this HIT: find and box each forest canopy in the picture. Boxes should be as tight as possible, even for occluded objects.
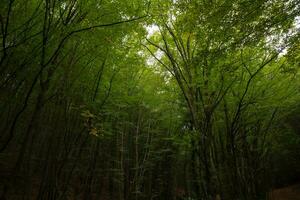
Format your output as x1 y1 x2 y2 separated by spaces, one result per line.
0 0 300 199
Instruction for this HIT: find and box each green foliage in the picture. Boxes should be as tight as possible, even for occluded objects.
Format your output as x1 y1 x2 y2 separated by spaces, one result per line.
0 0 299 199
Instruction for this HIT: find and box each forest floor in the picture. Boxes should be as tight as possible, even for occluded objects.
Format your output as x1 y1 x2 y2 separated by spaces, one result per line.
269 183 300 200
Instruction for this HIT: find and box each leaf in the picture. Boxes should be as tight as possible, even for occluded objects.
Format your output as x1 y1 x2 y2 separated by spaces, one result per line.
81 110 95 118
89 127 99 137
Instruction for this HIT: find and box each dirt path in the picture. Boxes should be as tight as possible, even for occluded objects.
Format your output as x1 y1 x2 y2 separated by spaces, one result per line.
269 184 300 200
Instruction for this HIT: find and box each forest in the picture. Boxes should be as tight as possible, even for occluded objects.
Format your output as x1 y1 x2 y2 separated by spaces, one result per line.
0 0 300 199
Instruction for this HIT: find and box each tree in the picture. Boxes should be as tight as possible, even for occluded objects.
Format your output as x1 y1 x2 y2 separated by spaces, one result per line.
144 0 300 199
